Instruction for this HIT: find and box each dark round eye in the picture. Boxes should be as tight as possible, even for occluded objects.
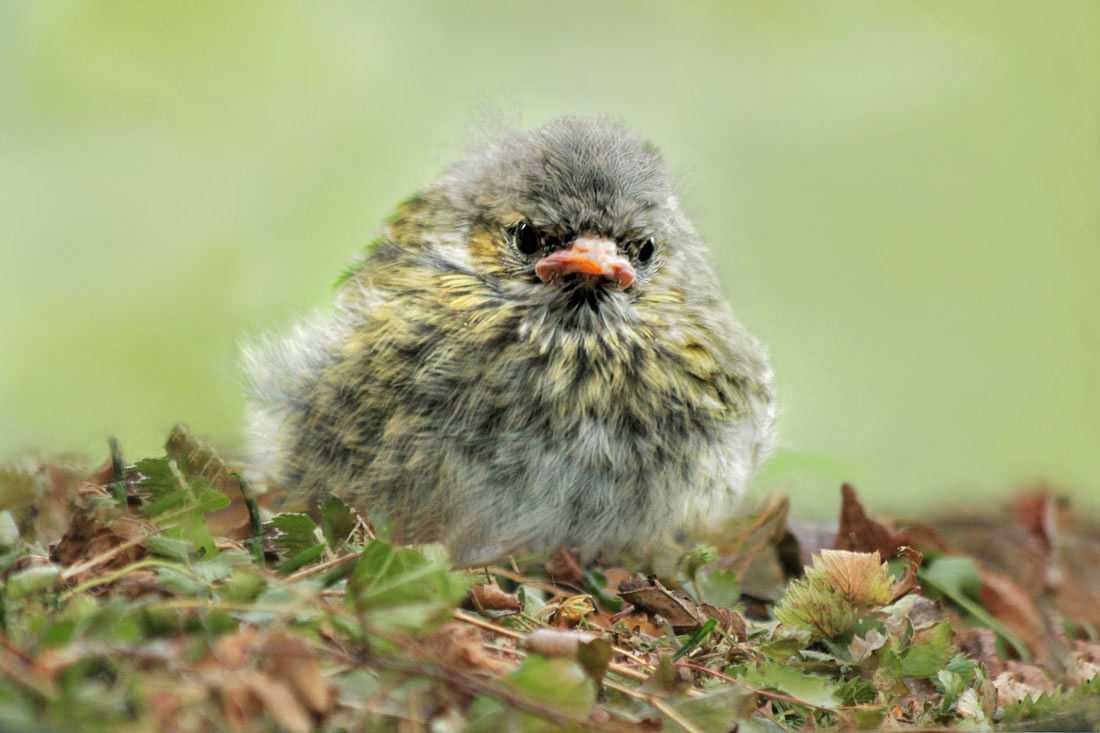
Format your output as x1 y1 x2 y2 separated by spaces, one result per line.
637 236 655 263
513 220 540 255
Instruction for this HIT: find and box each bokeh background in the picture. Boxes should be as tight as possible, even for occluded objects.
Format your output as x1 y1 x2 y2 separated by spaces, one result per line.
2 1 1097 518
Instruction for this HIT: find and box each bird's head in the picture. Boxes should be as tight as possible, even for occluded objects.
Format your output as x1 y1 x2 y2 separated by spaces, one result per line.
428 117 705 324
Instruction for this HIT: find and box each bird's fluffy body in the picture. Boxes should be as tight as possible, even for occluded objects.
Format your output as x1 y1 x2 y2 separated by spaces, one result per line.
245 117 776 565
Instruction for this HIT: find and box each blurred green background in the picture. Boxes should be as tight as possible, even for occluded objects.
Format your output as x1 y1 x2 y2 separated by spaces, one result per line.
1 1 1097 518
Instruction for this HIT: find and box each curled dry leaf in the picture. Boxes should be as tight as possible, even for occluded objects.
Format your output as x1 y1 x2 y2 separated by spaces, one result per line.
466 582 522 614
889 546 922 601
619 574 702 630
550 594 596 626
617 573 739 634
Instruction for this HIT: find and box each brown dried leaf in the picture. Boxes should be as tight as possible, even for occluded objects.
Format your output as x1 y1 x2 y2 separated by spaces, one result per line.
466 582 522 613
202 626 258 671
546 547 584 585
959 627 1005 677
1066 641 1100 686
835 483 907 556
247 673 313 733
421 621 512 675
618 574 703 630
815 549 893 607
551 594 596 626
992 662 1056 706
889 546 923 601
699 603 748 641
261 630 332 716
978 569 1047 662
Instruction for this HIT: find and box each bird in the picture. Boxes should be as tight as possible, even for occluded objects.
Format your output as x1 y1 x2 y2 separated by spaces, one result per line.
243 117 777 566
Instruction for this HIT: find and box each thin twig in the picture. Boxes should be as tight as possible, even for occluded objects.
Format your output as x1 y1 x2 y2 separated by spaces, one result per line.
285 550 362 582
675 661 834 712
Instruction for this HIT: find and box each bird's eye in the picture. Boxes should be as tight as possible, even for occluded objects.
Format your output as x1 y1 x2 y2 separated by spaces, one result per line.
638 236 655 263
513 221 540 256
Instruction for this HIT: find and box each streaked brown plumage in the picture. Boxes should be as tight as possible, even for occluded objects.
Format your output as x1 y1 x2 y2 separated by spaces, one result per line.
245 117 776 565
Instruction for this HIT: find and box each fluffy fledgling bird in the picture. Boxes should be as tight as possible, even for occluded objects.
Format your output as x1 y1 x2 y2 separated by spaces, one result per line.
245 117 776 566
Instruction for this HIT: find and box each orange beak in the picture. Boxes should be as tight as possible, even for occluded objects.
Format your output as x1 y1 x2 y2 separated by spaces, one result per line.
534 236 636 290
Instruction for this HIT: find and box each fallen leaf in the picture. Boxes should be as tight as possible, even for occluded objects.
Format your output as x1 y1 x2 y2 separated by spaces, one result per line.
465 582 521 613
261 630 332 716
545 547 583 585
834 483 907 556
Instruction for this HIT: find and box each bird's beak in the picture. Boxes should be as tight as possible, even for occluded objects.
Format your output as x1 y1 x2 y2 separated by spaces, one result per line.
535 236 636 290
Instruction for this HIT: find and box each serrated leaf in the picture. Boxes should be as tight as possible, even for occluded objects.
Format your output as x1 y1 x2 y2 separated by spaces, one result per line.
321 494 357 548
131 457 181 502
774 578 855 639
666 685 757 731
165 424 237 490
265 513 320 558
814 550 893 608
899 621 956 678
739 660 841 708
347 540 470 635
834 676 878 705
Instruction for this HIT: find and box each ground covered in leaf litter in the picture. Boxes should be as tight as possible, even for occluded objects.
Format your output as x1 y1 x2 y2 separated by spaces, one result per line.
0 426 1098 732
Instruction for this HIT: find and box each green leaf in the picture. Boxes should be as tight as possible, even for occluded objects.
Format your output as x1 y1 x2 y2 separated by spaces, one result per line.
347 540 470 635
278 542 326 575
700 568 741 609
673 617 717 661
145 535 196 562
264 513 320 558
154 566 206 596
774 579 855 639
321 494 357 548
920 557 1030 661
575 636 612 685
467 656 595 732
221 567 268 603
581 568 622 612
899 621 956 678
665 685 757 732
6 564 62 599
739 661 841 709
834 676 878 705
131 457 182 503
